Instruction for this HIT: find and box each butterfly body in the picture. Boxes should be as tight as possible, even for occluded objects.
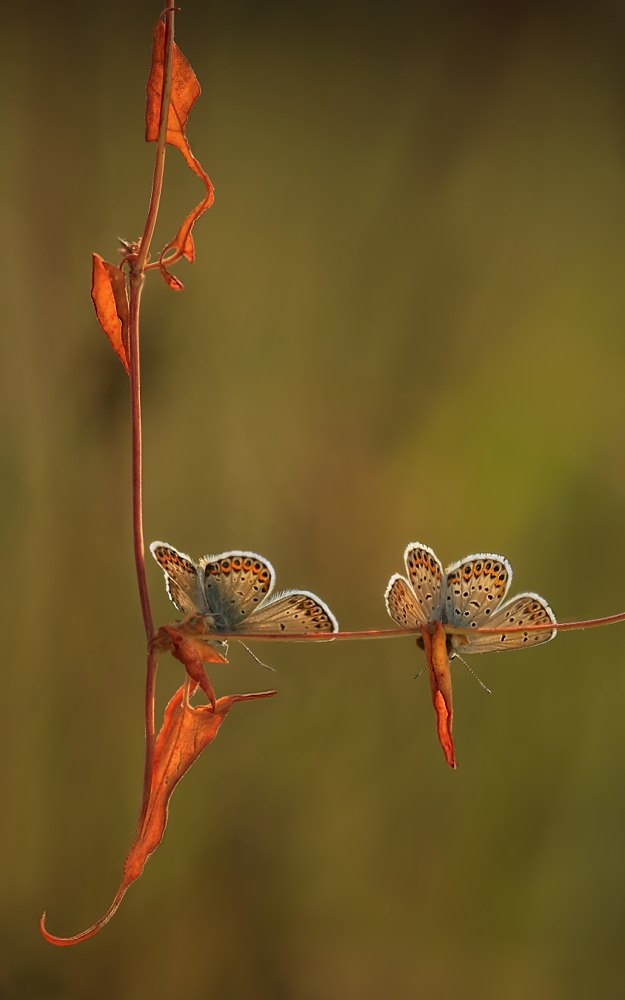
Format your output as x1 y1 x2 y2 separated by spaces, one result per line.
385 542 557 768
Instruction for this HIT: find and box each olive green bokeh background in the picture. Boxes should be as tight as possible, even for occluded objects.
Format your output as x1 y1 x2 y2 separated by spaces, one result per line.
2 0 625 996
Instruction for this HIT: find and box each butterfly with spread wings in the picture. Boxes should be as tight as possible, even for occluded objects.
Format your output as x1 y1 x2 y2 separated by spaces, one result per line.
151 542 338 644
385 543 556 768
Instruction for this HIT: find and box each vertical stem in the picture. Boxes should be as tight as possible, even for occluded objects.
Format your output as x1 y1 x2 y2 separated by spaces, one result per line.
128 0 177 818
139 644 159 825
182 673 191 710
128 271 153 641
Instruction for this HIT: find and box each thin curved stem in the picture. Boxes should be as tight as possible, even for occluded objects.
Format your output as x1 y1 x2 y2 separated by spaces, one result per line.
39 884 129 947
193 608 625 643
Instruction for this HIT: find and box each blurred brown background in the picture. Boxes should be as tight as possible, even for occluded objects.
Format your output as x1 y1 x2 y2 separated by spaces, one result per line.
2 0 625 996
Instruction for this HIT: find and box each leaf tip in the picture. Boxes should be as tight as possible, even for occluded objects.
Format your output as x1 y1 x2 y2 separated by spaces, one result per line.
433 690 456 769
159 264 184 290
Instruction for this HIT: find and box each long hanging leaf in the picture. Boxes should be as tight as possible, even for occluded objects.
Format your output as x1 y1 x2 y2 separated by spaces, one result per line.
40 682 276 946
146 19 214 288
90 254 130 372
420 621 456 769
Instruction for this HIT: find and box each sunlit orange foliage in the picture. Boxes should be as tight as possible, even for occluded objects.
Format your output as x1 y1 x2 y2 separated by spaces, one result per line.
40 680 276 945
420 622 456 769
91 255 130 372
146 19 214 286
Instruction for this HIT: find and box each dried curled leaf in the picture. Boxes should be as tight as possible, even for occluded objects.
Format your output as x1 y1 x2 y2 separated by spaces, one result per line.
146 18 214 288
90 254 130 372
159 266 185 290
420 621 456 769
153 619 229 710
40 682 276 946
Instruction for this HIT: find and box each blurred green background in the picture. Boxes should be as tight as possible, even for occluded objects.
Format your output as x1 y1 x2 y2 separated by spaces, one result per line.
2 0 625 996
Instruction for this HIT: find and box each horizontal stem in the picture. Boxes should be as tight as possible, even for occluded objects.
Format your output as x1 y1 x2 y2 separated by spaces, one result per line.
197 608 625 643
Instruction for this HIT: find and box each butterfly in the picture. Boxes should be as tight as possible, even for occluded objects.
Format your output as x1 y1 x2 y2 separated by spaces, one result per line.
385 542 557 768
151 542 339 645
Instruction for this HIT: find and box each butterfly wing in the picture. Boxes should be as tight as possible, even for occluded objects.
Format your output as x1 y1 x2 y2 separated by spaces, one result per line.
385 574 429 627
242 589 338 634
150 541 209 616
403 544 444 622
198 551 276 630
461 592 557 654
443 553 511 630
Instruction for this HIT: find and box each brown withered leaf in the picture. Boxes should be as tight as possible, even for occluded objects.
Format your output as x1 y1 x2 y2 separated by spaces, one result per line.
419 621 456 769
153 621 229 709
40 683 277 946
145 19 200 159
127 683 277 879
159 265 185 290
146 19 214 285
90 254 130 372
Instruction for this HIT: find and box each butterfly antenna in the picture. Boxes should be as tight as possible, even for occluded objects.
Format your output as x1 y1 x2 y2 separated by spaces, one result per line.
413 665 427 681
453 652 491 694
240 642 276 672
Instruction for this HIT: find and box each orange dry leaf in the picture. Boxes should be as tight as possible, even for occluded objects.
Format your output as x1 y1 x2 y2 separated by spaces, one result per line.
153 620 230 710
90 254 130 372
419 621 456 769
146 18 214 288
40 682 276 946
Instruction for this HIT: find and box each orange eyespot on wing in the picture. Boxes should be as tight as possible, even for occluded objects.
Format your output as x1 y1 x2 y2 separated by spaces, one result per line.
150 542 208 616
385 574 429 628
197 551 276 631
403 543 443 622
444 553 511 629
241 590 338 634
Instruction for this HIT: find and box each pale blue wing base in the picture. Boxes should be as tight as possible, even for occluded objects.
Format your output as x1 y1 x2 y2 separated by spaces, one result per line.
198 551 276 631
443 552 512 629
456 592 557 654
150 541 209 616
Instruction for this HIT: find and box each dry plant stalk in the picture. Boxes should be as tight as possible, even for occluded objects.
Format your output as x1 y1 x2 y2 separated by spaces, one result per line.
39 0 625 945
40 3 275 946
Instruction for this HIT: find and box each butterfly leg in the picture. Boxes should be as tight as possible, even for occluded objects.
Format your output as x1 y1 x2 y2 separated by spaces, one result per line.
419 621 456 769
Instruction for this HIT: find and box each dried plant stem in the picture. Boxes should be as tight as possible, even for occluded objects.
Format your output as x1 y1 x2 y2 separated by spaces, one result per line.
127 0 176 818
128 275 153 641
139 645 160 824
201 609 625 643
